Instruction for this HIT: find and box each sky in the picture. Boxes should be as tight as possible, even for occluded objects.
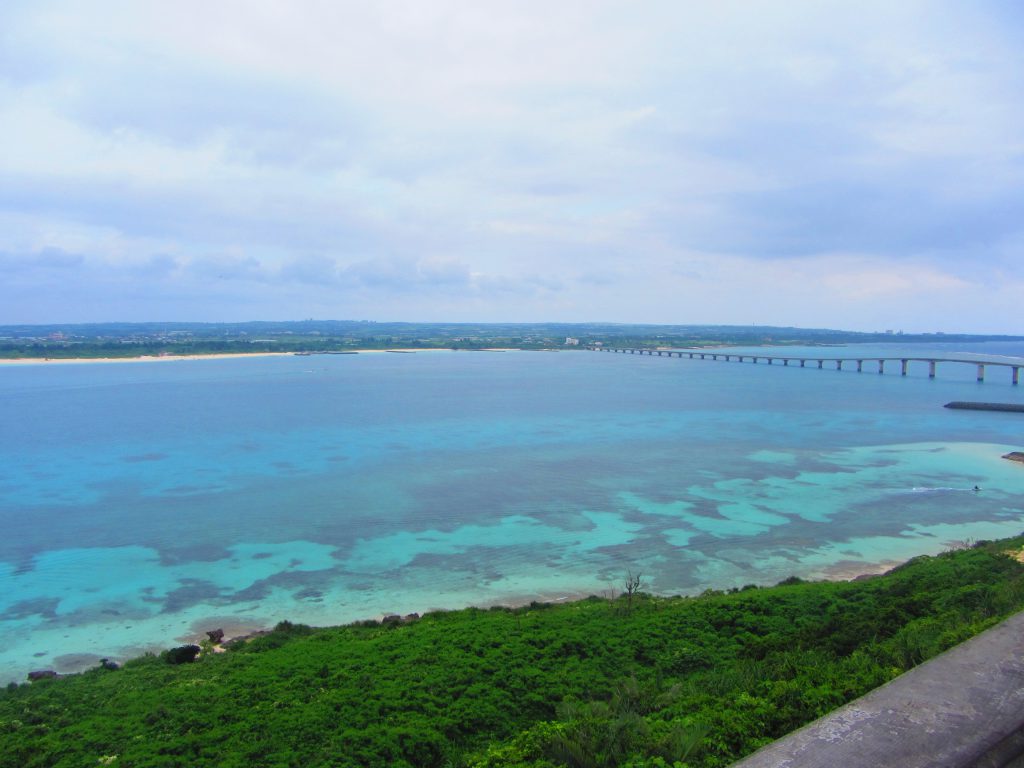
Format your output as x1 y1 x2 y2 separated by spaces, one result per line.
1 1 1022 332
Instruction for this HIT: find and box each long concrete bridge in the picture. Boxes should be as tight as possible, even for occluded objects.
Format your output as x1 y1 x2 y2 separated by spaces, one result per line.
590 346 1022 385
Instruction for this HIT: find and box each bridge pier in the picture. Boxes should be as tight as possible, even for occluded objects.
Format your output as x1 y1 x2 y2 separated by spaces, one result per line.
600 350 1018 386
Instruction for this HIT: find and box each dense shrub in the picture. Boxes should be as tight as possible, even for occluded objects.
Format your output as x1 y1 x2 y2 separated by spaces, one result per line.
2 536 1023 767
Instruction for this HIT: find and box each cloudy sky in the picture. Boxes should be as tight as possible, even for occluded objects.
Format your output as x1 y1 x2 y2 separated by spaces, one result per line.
1 1 1022 331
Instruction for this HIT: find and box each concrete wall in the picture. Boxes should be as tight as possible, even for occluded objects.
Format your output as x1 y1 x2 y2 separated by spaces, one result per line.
732 611 1024 768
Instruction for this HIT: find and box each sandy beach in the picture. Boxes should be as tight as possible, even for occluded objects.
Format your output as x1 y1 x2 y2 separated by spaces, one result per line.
0 352 297 365
0 348 520 365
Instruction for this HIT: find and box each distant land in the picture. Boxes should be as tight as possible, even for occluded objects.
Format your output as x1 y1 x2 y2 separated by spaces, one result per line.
2 321 1023 360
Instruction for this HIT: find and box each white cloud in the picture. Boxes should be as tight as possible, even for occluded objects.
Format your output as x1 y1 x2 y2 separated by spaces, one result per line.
0 0 1021 329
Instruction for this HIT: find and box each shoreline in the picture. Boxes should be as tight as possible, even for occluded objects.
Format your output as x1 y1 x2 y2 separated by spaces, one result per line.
0 348 522 365
34 562 898 680
0 352 296 365
172 565 899 660
12 543 1009 683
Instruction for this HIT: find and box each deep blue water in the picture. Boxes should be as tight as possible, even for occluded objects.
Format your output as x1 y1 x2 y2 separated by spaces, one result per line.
1 344 1023 681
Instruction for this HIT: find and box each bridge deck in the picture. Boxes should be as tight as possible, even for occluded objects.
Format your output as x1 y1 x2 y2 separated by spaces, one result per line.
590 347 1023 384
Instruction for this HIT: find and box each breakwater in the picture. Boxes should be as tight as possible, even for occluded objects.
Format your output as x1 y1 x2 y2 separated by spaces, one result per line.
945 402 1024 413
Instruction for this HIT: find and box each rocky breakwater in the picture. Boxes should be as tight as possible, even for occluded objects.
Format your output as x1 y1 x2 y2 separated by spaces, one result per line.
944 401 1024 413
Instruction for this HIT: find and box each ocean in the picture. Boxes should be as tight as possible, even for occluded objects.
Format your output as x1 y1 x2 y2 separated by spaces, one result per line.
2 343 1024 683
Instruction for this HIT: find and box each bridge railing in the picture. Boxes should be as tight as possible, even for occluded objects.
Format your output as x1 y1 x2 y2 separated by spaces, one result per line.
731 610 1024 768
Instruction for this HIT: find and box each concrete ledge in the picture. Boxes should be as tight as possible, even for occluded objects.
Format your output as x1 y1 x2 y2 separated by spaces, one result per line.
731 611 1024 768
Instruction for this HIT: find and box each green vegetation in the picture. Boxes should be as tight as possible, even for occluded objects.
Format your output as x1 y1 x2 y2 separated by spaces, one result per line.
3 538 1024 767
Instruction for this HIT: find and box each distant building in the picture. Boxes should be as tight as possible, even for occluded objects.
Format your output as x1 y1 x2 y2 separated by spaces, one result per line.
564 337 580 346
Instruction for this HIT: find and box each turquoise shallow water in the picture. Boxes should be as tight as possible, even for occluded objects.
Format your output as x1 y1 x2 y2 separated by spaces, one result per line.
1 343 1024 682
